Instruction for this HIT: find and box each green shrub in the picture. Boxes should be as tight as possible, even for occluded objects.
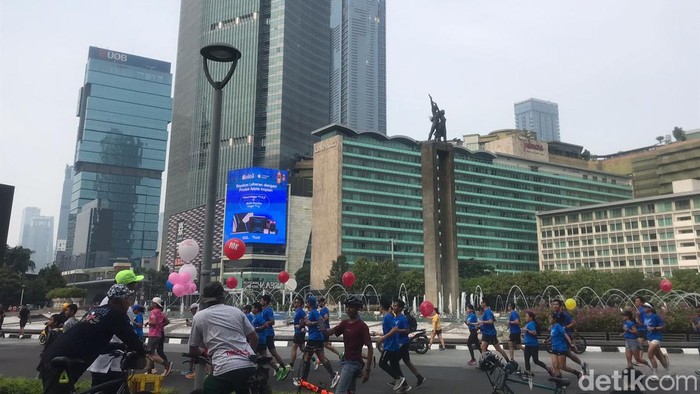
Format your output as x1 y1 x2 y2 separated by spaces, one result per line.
47 287 87 299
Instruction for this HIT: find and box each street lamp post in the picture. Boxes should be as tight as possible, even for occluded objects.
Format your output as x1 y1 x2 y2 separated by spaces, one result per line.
199 44 241 289
19 285 25 306
389 238 395 262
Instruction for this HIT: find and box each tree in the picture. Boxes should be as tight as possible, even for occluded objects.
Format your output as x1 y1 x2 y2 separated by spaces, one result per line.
3 246 35 274
399 269 425 299
458 259 493 279
0 266 22 306
323 255 348 290
656 136 665 145
672 126 687 142
294 261 310 290
37 264 66 292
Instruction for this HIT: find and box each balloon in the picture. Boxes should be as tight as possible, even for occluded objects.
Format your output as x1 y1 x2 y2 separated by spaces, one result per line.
341 271 355 287
187 282 197 294
284 278 298 291
165 281 174 291
177 239 200 262
660 279 672 292
419 300 434 317
179 263 198 282
226 276 238 289
565 298 577 310
173 283 186 297
168 272 182 285
178 271 192 284
224 238 246 260
278 271 290 284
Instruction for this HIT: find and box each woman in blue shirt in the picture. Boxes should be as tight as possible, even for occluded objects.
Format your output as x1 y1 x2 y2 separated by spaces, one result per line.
464 304 480 365
622 310 650 370
549 313 582 379
643 302 669 377
522 310 550 375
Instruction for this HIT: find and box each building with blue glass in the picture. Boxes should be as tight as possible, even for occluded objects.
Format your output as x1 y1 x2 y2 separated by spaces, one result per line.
515 98 560 142
66 47 172 268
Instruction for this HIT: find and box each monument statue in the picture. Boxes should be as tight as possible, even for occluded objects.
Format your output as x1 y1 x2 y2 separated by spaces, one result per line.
428 94 447 142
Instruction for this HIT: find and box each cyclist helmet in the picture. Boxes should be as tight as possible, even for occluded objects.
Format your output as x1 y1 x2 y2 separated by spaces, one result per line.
478 351 503 371
344 295 363 308
307 294 317 308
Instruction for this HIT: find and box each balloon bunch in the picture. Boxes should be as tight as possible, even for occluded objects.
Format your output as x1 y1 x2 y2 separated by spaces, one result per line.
166 239 201 297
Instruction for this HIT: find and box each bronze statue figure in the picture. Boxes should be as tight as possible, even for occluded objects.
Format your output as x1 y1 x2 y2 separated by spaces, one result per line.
428 94 447 141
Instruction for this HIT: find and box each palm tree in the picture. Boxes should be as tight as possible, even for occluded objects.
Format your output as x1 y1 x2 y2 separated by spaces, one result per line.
3 246 36 274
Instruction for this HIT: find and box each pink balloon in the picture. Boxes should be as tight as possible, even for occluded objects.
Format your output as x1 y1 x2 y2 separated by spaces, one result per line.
660 279 672 292
226 276 238 289
342 271 355 287
168 272 180 285
173 283 186 297
419 300 434 317
187 282 197 294
179 271 192 284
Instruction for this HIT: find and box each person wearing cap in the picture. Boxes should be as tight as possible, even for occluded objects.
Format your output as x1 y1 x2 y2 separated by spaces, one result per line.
643 302 669 378
87 269 144 389
295 295 340 388
38 284 145 394
187 281 258 393
328 296 373 393
144 297 173 376
186 303 199 327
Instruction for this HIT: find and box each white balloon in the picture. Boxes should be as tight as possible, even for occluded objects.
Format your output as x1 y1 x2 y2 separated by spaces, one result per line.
284 278 297 291
179 263 198 282
178 239 199 262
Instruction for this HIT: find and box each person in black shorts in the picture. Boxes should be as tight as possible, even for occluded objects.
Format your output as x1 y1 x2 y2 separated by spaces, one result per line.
507 302 523 360
287 297 306 370
18 305 30 338
478 299 509 362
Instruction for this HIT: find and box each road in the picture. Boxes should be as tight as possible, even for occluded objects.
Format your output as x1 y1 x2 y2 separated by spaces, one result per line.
2 338 698 393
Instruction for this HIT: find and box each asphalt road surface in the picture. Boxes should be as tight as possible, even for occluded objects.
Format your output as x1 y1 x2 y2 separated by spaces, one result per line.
2 338 698 393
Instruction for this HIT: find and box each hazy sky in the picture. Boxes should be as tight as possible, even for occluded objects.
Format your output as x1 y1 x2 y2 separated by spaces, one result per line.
1 1 699 247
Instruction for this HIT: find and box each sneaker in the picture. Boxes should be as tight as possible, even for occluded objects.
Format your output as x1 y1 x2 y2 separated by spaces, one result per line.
387 380 396 387
185 372 195 379
439 347 445 351
467 359 476 366
278 366 290 381
663 355 670 370
393 376 406 391
293 377 301 387
274 368 281 381
162 362 173 377
314 360 320 371
330 372 340 388
581 361 588 375
397 384 412 393
147 368 158 375
577 371 584 381
181 369 192 376
416 376 425 387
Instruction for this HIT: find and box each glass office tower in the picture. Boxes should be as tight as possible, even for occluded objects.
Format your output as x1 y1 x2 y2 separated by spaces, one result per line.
67 47 172 266
162 0 331 263
515 98 560 142
330 0 386 133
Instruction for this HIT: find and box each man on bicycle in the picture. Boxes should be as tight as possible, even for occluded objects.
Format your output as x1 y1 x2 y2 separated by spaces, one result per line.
188 281 259 393
328 296 373 394
38 284 145 394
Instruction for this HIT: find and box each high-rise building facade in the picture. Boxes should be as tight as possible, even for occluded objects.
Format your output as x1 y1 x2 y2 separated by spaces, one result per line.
25 216 54 270
67 47 172 267
56 165 73 249
19 207 40 246
330 0 386 133
514 98 560 142
162 0 332 264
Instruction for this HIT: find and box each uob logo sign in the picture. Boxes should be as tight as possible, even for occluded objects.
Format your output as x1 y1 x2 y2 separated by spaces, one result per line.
107 51 128 62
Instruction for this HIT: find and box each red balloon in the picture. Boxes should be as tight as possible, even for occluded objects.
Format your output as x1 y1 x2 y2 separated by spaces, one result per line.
278 271 290 284
419 300 434 317
225 276 238 289
224 238 246 260
659 279 672 292
342 271 355 287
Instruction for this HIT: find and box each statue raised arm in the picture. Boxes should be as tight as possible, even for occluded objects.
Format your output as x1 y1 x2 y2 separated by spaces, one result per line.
428 94 447 141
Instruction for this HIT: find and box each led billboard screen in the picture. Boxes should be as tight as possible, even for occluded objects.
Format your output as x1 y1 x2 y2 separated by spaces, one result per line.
223 167 288 246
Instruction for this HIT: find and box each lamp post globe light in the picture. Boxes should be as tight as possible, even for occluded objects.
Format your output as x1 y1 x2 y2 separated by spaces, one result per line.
199 43 241 289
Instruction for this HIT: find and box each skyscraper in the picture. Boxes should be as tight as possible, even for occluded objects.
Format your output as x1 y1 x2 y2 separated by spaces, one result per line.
56 165 73 248
67 47 172 267
19 207 40 246
25 216 54 270
330 0 386 133
514 98 560 142
162 1 332 259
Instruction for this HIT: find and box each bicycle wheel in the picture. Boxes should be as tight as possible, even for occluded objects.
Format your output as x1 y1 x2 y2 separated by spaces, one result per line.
544 337 553 354
572 334 586 354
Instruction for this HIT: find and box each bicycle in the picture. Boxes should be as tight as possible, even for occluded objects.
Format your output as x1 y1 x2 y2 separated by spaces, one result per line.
180 352 213 377
479 351 571 394
50 346 148 393
247 354 273 394
544 332 587 355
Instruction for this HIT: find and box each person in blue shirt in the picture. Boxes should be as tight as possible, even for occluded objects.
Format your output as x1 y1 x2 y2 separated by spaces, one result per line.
464 304 481 366
132 304 144 342
254 300 288 382
643 302 669 377
297 295 340 389
318 297 341 362
551 298 587 373
634 296 648 363
507 302 523 360
242 304 254 325
375 300 408 393
523 310 550 375
477 298 509 361
259 294 289 381
287 297 306 370
622 310 650 370
392 300 423 390
549 313 582 380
